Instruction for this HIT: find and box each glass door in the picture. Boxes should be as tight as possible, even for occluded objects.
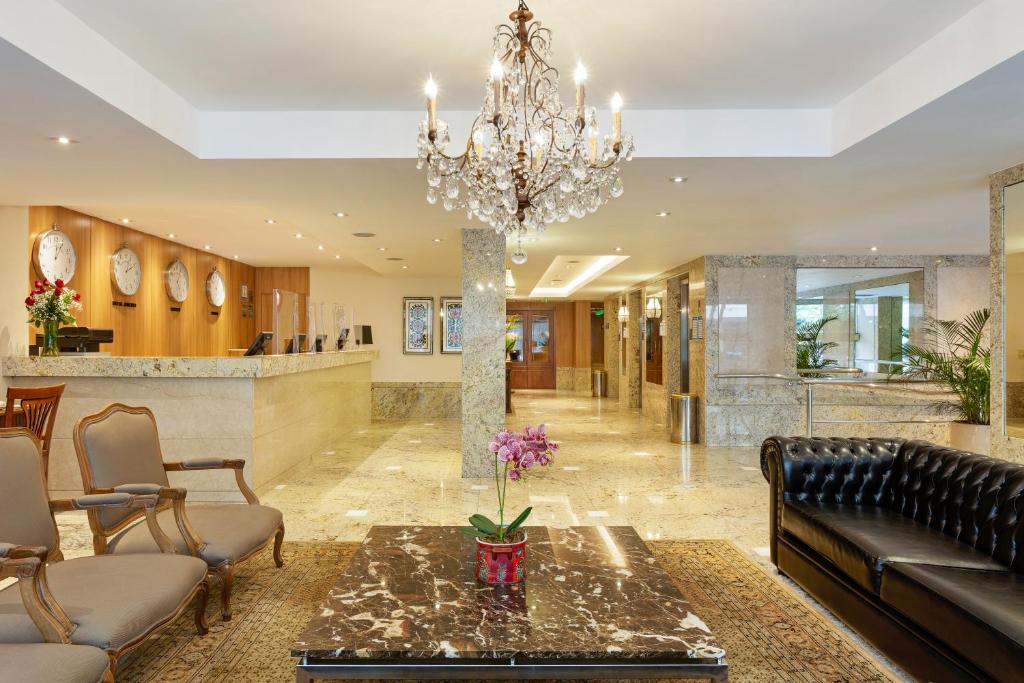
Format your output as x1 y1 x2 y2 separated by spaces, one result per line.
506 308 555 389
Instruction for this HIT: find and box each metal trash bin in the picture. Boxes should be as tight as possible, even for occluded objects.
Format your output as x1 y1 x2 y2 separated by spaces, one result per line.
670 393 699 444
592 369 608 397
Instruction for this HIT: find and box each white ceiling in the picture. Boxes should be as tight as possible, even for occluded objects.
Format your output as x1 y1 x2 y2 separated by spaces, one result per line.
52 0 981 110
0 0 1019 299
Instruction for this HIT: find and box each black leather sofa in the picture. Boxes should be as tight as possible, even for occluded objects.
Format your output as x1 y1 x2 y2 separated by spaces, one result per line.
761 436 1024 683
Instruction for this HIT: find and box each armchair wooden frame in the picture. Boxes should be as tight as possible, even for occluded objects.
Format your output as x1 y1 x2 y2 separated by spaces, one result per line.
4 383 64 482
74 404 285 621
0 427 210 678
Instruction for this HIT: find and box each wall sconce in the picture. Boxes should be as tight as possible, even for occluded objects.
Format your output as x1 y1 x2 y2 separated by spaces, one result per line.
645 296 662 319
617 304 629 319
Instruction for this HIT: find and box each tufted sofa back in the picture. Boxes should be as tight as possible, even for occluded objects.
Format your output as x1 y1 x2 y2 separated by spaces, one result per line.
768 436 904 506
885 441 1024 570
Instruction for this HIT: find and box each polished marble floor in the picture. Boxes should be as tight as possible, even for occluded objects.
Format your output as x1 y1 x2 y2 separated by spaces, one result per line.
50 388 905 679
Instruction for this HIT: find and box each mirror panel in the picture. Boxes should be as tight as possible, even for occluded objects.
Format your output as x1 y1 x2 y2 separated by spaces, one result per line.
795 267 923 378
1004 181 1024 437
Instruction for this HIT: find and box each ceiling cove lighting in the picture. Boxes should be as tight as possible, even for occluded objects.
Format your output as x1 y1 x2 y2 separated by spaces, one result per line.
529 255 628 298
416 0 634 265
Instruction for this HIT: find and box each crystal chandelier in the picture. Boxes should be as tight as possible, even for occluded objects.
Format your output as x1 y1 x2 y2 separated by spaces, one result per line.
416 0 634 262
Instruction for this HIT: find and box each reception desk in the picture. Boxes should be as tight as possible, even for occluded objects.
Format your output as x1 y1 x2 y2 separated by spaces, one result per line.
2 350 377 501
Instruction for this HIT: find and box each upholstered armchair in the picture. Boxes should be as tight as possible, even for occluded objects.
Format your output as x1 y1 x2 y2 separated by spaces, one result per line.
0 428 210 679
74 404 285 620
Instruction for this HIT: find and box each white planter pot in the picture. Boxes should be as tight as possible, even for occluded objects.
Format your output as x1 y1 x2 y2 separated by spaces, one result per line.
948 422 991 455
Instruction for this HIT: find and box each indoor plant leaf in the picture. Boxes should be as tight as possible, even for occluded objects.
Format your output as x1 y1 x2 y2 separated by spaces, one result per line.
468 514 499 537
504 506 533 534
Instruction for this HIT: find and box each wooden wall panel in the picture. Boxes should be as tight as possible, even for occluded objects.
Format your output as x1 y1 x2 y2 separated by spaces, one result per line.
572 301 591 369
553 302 574 368
27 206 257 357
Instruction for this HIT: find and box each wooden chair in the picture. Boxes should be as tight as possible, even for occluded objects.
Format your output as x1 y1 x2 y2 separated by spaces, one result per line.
74 404 285 621
4 384 64 482
0 428 209 678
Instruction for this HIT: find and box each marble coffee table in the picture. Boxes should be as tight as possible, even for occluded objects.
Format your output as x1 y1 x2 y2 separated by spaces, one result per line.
292 525 727 681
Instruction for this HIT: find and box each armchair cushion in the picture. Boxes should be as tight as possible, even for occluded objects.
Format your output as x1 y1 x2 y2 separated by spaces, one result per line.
106 503 282 566
0 553 206 650
783 501 1008 593
0 643 110 683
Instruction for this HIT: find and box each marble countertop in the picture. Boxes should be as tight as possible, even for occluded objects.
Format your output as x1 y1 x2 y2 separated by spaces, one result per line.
292 525 725 664
2 349 379 379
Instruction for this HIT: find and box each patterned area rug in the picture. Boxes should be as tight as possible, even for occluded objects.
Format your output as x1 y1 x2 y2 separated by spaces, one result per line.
119 540 897 682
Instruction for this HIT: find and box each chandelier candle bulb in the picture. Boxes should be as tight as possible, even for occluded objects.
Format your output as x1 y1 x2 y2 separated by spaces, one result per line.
574 60 587 123
425 76 438 135
611 92 623 144
490 56 505 118
588 126 599 164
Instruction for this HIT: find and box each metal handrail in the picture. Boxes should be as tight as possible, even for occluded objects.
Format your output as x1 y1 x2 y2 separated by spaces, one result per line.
796 367 864 375
714 372 954 436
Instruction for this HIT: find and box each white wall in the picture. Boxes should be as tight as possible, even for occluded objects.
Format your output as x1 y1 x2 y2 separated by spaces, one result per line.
0 207 29 394
309 267 462 382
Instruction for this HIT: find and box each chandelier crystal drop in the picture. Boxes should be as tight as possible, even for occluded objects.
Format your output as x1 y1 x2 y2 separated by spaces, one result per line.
416 0 634 245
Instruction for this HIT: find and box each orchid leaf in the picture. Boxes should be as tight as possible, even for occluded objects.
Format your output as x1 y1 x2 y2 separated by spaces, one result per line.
505 506 532 533
459 526 482 538
468 514 499 537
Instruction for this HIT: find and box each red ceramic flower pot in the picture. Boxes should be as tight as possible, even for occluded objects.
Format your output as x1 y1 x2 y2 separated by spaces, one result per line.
475 533 527 583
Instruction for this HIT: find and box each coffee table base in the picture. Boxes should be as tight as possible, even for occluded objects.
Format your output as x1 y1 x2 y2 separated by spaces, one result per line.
295 657 729 682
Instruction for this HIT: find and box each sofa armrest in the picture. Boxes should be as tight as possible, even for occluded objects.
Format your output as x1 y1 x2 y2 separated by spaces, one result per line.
760 436 904 566
164 458 259 505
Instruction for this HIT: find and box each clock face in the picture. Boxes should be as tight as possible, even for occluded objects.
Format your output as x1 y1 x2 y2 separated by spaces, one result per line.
165 259 189 303
206 269 226 308
33 227 77 284
110 246 142 296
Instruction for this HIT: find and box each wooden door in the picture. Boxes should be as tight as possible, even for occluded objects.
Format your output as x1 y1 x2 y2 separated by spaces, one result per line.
507 309 555 389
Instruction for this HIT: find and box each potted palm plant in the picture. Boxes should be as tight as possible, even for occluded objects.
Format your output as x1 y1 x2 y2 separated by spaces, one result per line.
900 309 990 454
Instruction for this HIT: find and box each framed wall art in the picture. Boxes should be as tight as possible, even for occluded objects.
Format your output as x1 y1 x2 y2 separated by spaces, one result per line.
403 297 434 354
440 297 463 354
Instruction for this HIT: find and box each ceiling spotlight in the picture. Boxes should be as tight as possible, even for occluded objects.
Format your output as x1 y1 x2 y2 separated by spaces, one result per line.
333 212 347 218
54 136 73 145
120 218 131 224
265 218 275 224
870 246 878 252
401 265 408 269
335 254 341 260
317 244 324 251
433 238 443 243
204 244 211 250
294 233 303 239
615 246 623 252
378 247 387 252
655 211 670 217
233 254 239 259
670 176 687 183
167 233 176 239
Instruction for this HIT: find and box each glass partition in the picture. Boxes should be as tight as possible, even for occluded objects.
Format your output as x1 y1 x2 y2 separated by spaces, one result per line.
271 289 300 355
796 267 923 377
1004 182 1024 437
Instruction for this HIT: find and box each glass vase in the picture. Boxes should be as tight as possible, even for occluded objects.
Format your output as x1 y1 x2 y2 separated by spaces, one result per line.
40 320 60 357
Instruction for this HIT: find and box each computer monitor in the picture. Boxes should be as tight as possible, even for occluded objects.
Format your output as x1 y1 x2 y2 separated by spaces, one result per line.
314 334 328 352
353 325 373 346
285 334 307 354
243 331 273 357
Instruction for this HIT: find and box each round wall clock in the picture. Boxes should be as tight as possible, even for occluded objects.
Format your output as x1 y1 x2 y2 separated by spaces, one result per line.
33 224 77 284
110 245 142 296
206 268 226 308
165 259 190 303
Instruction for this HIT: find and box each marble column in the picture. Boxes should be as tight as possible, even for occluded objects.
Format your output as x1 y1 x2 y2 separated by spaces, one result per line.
627 290 643 409
461 228 506 477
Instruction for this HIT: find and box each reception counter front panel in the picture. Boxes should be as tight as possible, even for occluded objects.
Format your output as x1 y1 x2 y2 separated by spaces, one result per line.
2 350 377 501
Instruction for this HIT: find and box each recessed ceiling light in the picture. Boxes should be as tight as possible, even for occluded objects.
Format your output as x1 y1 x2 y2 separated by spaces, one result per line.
204 244 211 250
401 265 408 270
655 211 671 217
265 218 275 224
433 238 443 243
233 254 239 259
335 254 341 260
52 136 75 145
120 217 131 224
167 233 176 239
317 244 324 251
352 232 376 238
378 247 387 252
870 246 878 251
670 176 687 183
295 232 303 238
615 246 623 252
333 212 347 218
